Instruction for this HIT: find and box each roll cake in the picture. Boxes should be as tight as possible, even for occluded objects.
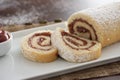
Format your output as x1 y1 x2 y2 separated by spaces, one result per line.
21 30 58 62
68 2 120 47
51 28 101 63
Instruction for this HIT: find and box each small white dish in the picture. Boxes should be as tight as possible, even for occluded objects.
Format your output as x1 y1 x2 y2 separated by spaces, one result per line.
0 31 13 56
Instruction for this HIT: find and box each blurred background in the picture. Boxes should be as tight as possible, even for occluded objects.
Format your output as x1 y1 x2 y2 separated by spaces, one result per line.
0 0 119 25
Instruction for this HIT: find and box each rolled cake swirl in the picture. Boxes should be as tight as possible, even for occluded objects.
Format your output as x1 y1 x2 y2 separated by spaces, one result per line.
51 28 101 63
68 2 120 47
21 30 58 62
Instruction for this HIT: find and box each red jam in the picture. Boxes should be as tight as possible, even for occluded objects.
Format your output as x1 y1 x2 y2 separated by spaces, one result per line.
0 30 9 43
61 31 96 50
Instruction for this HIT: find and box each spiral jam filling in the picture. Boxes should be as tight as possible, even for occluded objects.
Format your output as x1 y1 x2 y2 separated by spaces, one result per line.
68 18 97 41
61 31 96 50
28 32 52 50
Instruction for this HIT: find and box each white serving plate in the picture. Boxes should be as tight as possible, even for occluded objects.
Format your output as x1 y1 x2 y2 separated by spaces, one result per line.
0 22 120 80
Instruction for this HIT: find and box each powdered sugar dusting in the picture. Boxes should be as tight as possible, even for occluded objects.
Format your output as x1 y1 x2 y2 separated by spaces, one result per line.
0 7 43 25
68 2 120 47
51 28 101 62
0 0 46 25
80 2 120 29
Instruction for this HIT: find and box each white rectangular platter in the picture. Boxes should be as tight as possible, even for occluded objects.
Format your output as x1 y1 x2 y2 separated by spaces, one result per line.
0 22 120 80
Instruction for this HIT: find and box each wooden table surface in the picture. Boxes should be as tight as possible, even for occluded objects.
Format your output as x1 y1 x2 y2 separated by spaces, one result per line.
0 0 120 80
0 0 118 25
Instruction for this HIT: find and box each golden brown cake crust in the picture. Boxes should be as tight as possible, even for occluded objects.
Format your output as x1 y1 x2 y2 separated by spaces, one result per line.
21 30 58 63
51 28 101 63
68 2 120 47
